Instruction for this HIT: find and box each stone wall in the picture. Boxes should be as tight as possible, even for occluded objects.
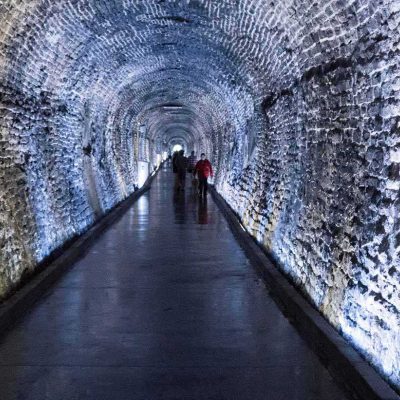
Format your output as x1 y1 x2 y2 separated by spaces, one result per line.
217 1 400 390
0 0 399 392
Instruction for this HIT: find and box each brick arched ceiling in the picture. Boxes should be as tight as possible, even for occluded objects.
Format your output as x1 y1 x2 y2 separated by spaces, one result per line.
1 0 400 393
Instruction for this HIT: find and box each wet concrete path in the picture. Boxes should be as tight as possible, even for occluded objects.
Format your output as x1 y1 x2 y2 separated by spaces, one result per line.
0 164 350 399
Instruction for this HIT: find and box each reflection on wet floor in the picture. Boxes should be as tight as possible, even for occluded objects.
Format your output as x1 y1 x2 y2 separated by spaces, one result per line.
172 176 211 225
173 189 186 224
197 197 208 225
0 163 350 400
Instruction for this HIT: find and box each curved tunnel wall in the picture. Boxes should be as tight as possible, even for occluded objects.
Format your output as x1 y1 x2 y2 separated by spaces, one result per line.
0 0 399 391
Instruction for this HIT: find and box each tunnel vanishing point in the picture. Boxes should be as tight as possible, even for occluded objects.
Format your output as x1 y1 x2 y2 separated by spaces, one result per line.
0 0 399 396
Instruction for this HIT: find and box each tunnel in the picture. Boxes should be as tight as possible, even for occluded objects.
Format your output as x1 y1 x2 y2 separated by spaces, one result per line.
0 0 399 398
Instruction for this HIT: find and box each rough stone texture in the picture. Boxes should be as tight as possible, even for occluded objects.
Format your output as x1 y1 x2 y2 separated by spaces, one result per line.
0 0 399 392
216 1 400 391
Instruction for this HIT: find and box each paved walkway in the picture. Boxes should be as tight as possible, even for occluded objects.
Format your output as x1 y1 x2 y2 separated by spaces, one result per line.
0 164 349 399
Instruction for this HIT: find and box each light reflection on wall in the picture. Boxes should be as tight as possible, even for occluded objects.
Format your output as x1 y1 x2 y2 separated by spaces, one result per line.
137 161 149 188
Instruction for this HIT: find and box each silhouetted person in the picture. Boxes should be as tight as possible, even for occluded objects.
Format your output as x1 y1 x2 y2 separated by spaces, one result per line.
187 151 197 173
172 151 179 190
175 149 188 191
187 151 198 192
172 151 179 172
194 153 213 197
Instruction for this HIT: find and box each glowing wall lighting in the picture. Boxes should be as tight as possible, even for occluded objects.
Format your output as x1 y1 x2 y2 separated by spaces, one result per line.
138 161 149 188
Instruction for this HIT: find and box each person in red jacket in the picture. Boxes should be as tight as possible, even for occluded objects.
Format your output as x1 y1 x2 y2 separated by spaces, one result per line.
194 153 213 197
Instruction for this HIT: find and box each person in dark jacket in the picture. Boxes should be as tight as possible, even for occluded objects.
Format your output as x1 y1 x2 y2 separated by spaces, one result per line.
175 150 188 191
172 151 178 173
172 151 179 190
194 153 213 197
187 151 198 191
187 151 197 173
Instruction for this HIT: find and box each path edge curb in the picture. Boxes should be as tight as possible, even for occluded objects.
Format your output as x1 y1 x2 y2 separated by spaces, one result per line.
210 186 399 400
0 164 163 337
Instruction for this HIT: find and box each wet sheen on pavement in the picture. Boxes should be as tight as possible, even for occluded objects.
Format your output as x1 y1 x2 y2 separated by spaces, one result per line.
0 164 350 400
